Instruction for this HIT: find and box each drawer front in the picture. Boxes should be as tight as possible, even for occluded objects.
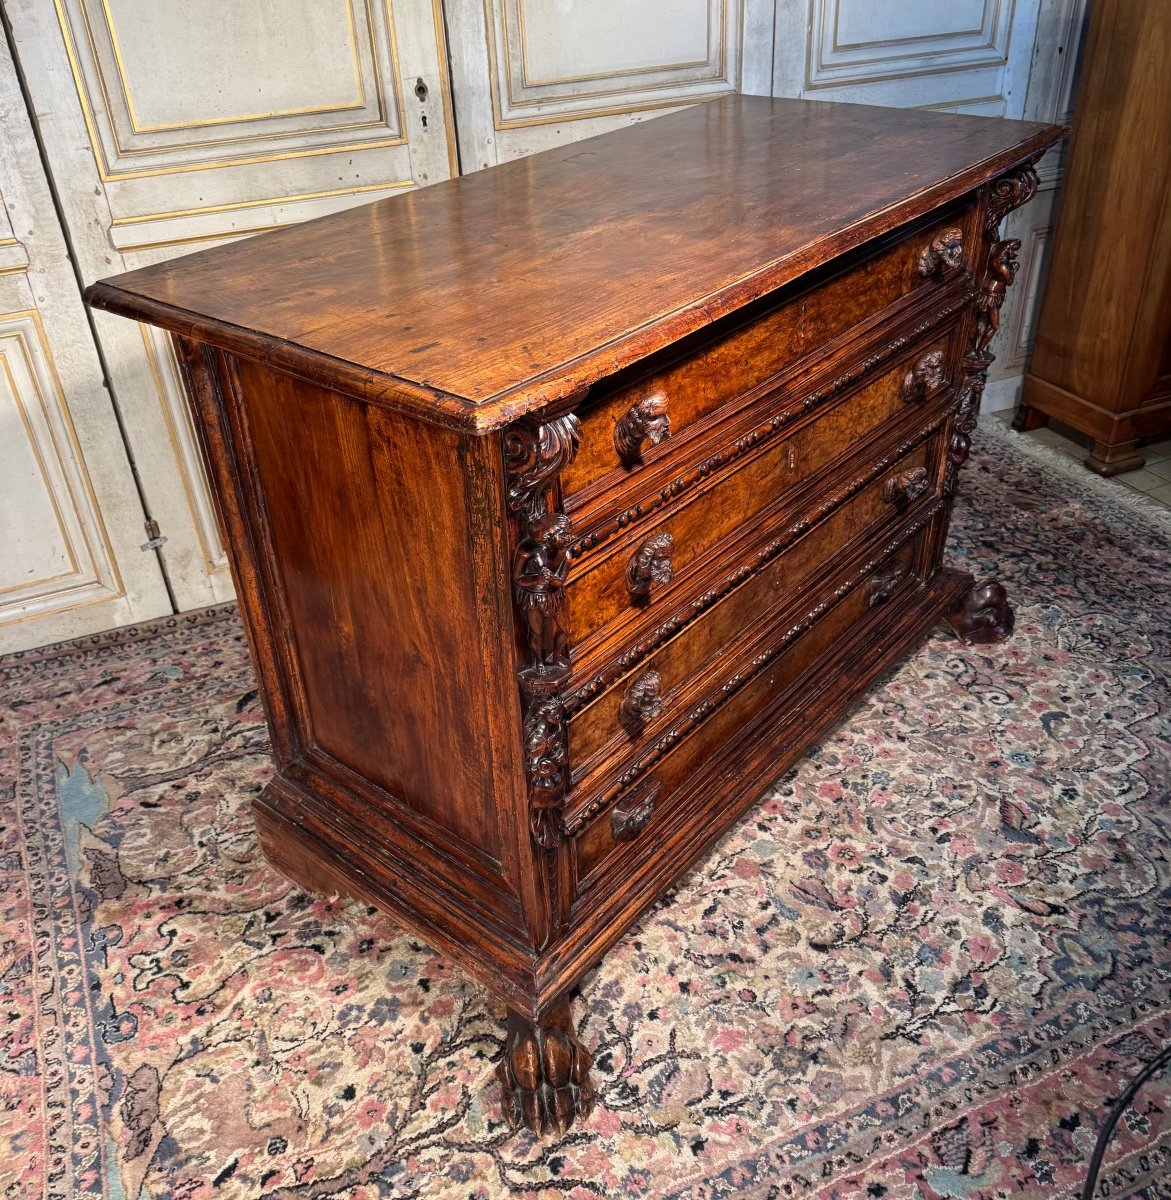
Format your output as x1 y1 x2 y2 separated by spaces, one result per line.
572 529 928 885
562 326 959 655
565 430 943 780
561 202 975 501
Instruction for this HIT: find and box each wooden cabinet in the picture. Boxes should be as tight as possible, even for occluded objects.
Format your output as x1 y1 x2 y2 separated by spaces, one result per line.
1016 1 1171 474
85 96 1061 1135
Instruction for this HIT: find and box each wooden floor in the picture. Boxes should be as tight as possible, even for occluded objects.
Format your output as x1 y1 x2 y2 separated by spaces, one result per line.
995 410 1171 510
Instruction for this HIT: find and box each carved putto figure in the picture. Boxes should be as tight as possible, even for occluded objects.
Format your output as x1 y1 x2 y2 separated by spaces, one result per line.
975 238 1021 352
513 512 574 668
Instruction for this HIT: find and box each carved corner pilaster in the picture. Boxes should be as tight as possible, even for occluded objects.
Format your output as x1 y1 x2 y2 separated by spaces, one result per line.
946 159 1040 493
504 398 586 851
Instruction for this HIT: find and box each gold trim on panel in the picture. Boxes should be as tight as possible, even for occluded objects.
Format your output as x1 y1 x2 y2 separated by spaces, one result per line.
98 0 369 133
0 237 19 248
116 221 303 253
54 0 415 181
110 179 415 227
486 0 732 129
829 0 992 53
0 264 30 278
0 311 125 612
138 325 226 575
425 0 460 178
805 0 1011 91
514 0 713 88
0 352 82 588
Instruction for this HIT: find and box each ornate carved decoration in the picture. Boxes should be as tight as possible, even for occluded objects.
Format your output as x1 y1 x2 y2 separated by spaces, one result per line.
626 532 675 601
523 696 568 849
570 291 973 558
916 227 966 277
563 413 950 715
618 669 663 735
504 406 584 851
946 578 1015 644
984 163 1040 233
563 507 941 835
504 413 583 525
611 780 660 842
498 999 595 1135
614 393 671 465
513 512 573 671
883 465 931 507
973 238 1021 357
901 349 946 403
868 566 906 607
944 159 1038 498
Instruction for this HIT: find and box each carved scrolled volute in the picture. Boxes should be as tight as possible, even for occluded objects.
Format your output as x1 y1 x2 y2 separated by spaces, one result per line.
868 565 906 608
504 412 583 525
611 780 660 842
626 531 675 601
523 696 567 849
916 227 966 277
946 578 1015 645
901 349 946 404
985 163 1040 233
883 465 931 507
614 392 671 466
618 669 663 735
513 512 574 671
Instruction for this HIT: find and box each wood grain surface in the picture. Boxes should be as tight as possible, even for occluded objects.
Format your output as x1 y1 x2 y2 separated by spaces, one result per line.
88 96 1057 430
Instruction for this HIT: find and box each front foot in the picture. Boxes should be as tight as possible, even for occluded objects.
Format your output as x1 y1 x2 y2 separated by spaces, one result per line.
497 996 595 1135
946 578 1015 644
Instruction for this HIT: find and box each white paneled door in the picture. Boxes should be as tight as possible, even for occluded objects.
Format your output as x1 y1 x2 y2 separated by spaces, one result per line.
4 0 458 614
0 30 171 653
444 0 776 168
769 0 1087 412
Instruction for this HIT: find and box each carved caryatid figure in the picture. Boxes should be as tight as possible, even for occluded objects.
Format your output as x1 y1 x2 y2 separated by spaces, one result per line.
523 697 568 848
975 238 1021 354
513 512 574 669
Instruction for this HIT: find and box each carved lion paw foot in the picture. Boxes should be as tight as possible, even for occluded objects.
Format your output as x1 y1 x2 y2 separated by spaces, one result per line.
946 578 1015 644
497 1001 595 1135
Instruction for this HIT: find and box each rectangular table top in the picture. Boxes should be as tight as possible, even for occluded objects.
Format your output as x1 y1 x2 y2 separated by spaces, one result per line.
86 95 1061 431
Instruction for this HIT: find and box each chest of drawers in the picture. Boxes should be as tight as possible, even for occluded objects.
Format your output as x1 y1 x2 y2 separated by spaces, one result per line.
86 96 1061 1136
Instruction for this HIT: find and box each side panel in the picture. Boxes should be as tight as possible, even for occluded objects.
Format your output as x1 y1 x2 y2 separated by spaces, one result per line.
236 356 510 860
175 338 547 1001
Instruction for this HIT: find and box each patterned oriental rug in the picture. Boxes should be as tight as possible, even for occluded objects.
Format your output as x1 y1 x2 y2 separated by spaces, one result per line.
2 420 1170 1200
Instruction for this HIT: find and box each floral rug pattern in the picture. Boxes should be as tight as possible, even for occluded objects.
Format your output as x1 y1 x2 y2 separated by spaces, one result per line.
2 421 1170 1200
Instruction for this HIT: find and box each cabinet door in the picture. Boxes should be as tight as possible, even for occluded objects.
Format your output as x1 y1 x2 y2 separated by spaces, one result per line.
0 30 171 653
444 0 775 169
5 0 457 610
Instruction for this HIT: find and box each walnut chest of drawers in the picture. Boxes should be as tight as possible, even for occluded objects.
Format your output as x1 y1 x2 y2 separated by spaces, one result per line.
86 96 1062 1136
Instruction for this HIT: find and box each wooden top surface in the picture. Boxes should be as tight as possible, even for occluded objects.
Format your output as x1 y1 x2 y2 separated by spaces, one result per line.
86 96 1061 432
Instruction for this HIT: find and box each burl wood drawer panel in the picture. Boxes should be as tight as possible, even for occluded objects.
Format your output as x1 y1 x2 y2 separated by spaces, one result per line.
572 531 927 885
562 327 959 655
560 203 975 501
565 430 944 781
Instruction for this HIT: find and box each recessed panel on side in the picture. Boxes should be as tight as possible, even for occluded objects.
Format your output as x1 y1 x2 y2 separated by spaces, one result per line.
237 359 507 863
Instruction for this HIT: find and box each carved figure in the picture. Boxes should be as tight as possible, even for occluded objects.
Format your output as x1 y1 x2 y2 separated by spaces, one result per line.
917 227 966 277
974 238 1021 353
614 393 671 464
513 513 573 667
626 531 675 600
